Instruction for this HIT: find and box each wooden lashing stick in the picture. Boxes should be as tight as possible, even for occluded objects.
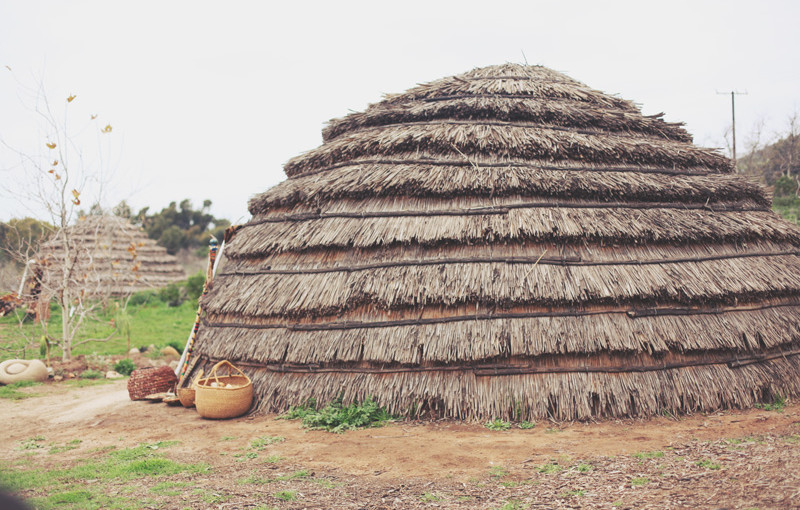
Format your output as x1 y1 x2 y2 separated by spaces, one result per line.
176 238 219 383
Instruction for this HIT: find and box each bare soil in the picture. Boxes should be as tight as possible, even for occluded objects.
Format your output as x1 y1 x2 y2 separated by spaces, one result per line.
2 380 799 509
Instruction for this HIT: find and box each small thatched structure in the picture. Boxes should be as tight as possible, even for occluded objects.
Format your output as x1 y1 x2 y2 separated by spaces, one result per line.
185 64 800 421
35 215 186 297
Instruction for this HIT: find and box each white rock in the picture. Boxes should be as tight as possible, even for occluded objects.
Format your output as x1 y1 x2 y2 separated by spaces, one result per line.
128 348 140 355
105 370 124 379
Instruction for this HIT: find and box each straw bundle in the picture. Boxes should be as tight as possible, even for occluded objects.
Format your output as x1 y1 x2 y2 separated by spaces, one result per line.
184 64 800 421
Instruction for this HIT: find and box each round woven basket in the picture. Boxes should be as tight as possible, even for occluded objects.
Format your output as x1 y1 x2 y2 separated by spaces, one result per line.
195 361 252 419
127 366 177 401
177 387 196 407
177 369 203 408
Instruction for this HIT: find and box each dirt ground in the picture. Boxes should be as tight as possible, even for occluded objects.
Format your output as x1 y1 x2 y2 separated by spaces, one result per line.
2 380 799 509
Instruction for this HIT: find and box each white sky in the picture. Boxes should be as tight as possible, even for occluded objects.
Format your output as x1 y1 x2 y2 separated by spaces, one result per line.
1 0 799 224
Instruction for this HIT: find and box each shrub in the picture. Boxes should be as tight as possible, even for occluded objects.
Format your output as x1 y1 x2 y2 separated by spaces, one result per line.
185 272 205 301
128 290 157 306
81 369 103 379
158 282 186 307
774 175 798 197
165 340 184 353
113 358 136 376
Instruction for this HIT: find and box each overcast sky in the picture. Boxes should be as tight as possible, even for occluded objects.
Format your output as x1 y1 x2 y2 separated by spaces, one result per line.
1 0 798 224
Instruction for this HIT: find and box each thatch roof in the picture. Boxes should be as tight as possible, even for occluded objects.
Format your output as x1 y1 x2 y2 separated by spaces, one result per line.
185 64 800 421
36 215 186 297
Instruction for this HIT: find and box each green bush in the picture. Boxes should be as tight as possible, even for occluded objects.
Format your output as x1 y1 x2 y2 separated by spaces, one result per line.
165 340 183 353
128 291 157 306
113 358 136 376
158 282 186 307
774 175 798 197
81 369 103 380
185 272 205 301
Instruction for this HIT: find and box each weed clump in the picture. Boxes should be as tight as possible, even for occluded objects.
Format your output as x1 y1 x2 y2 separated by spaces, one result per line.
485 419 511 431
755 394 786 412
279 397 395 433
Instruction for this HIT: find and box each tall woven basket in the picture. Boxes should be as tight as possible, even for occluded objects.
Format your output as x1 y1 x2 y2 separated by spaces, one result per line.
127 366 178 400
195 361 253 419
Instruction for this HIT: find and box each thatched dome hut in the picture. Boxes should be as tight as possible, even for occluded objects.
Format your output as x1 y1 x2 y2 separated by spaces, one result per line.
36 215 186 297
187 64 800 421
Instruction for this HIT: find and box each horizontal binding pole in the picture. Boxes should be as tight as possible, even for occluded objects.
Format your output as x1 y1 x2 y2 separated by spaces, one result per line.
201 301 800 332
198 349 800 376
242 200 765 227
340 118 670 142
288 158 718 181
218 251 800 277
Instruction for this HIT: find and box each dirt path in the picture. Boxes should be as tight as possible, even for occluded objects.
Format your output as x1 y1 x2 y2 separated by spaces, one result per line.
2 381 799 508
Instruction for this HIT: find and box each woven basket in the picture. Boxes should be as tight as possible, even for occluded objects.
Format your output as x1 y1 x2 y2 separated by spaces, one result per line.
177 370 203 408
195 361 252 419
127 366 177 401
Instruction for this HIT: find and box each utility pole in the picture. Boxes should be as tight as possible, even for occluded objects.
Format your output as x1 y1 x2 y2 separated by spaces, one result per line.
717 90 747 170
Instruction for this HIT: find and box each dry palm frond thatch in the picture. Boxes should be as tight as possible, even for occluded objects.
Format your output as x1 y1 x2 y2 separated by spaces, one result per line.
185 64 800 421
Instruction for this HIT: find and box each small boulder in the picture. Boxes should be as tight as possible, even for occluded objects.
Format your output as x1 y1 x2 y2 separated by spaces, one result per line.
160 346 180 358
168 360 179 370
128 348 140 356
53 375 64 382
105 370 124 379
0 359 49 384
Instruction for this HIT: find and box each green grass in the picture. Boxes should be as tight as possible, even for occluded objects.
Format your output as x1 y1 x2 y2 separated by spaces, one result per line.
274 490 298 501
149 481 192 496
194 489 232 504
538 463 561 474
249 436 284 450
420 492 444 502
560 489 585 498
695 459 722 470
0 441 209 509
495 500 526 510
237 474 273 485
518 421 536 429
0 381 42 400
48 439 82 454
576 463 593 473
485 419 511 431
489 466 509 479
631 477 650 486
0 297 196 359
63 378 114 388
279 396 396 433
633 450 664 460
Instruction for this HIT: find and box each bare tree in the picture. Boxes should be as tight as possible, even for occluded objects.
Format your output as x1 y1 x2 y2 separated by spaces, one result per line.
1 79 128 361
778 111 800 179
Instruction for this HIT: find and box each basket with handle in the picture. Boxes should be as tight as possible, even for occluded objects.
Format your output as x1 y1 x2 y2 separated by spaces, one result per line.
195 361 252 419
